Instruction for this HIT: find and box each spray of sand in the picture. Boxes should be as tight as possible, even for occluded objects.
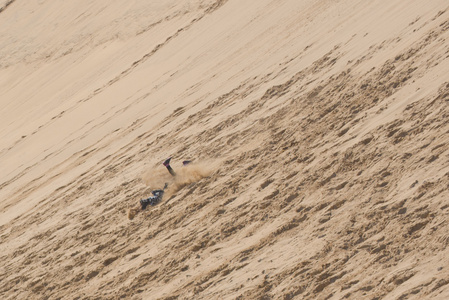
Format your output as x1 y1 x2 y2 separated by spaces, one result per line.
164 161 213 197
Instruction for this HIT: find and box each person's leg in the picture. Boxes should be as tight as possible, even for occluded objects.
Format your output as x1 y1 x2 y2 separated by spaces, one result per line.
163 157 176 176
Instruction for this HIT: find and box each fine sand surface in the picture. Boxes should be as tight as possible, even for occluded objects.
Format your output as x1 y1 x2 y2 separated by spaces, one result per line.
1 1 449 299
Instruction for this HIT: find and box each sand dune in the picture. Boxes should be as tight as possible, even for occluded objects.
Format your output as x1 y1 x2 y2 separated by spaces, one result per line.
1 0 449 299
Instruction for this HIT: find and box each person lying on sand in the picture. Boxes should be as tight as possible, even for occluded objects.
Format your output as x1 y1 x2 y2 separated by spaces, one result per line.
139 158 190 210
128 158 193 219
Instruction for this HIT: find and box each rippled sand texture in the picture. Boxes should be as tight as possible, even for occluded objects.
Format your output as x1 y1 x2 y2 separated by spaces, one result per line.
1 1 449 299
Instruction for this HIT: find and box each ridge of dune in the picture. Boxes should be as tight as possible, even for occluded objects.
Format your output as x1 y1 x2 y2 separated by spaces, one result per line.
1 0 449 299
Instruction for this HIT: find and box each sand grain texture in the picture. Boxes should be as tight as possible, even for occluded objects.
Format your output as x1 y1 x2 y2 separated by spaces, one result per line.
1 0 449 299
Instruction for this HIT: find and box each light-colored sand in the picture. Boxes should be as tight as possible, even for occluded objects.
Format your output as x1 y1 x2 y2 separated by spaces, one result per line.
1 0 449 299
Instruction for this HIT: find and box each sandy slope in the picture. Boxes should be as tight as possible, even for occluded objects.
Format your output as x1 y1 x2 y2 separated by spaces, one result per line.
1 0 449 299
